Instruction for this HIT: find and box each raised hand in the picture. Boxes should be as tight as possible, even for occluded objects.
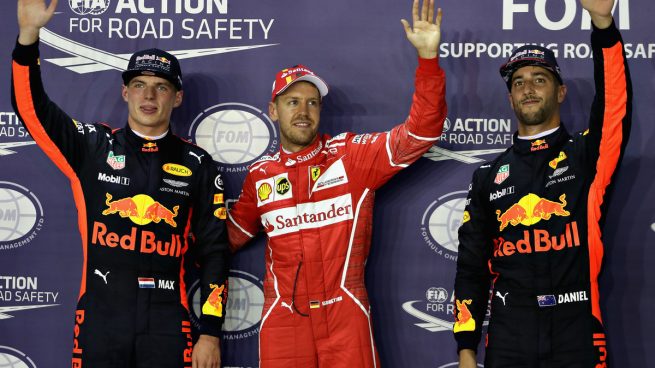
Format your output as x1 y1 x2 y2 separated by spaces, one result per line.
17 0 58 45
581 0 614 29
401 0 442 59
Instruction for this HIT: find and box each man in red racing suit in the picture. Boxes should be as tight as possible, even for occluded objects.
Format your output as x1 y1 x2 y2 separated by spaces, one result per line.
227 1 447 366
453 1 631 367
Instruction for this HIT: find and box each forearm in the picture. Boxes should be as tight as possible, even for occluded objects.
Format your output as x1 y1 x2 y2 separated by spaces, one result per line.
404 57 447 138
458 349 477 368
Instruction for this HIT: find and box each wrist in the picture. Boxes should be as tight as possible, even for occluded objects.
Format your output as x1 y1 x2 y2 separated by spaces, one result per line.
590 14 613 29
417 50 438 59
198 334 220 344
18 28 40 46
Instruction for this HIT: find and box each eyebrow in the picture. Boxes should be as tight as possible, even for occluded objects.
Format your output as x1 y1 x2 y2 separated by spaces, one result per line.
513 71 550 80
130 78 173 87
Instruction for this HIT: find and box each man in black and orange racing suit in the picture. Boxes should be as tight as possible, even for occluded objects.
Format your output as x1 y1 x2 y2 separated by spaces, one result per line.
453 1 631 367
11 1 228 367
226 1 446 367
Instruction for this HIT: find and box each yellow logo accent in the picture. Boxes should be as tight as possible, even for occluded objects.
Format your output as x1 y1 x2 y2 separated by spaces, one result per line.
258 183 272 201
583 129 590 136
162 163 192 177
549 151 567 169
202 283 226 317
213 207 227 220
213 193 224 204
275 177 291 195
462 211 470 224
311 167 321 181
453 299 476 333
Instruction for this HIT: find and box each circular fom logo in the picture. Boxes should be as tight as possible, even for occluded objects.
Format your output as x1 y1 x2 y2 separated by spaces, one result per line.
190 103 278 171
419 190 468 262
0 182 44 251
0 346 37 368
188 270 264 340
69 0 111 15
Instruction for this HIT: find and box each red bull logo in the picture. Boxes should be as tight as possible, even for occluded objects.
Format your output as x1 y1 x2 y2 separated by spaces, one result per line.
102 193 138 217
143 202 179 227
453 299 476 333
72 309 85 367
531 139 549 151
142 141 158 152
102 193 179 228
202 283 227 317
493 221 580 257
496 193 569 231
91 221 185 257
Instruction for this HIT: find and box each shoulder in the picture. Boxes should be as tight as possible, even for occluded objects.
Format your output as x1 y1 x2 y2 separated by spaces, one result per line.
248 152 280 173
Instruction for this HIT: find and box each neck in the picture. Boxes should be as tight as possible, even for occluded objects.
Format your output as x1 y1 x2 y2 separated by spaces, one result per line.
128 121 170 138
281 138 316 153
517 120 560 137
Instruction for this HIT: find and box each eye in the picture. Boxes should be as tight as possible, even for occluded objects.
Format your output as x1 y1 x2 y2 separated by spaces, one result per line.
288 100 298 106
535 78 546 84
133 82 145 88
513 80 523 87
157 85 169 92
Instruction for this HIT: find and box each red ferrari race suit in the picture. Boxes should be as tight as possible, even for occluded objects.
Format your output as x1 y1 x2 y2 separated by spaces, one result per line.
11 40 229 368
454 22 631 368
227 58 446 368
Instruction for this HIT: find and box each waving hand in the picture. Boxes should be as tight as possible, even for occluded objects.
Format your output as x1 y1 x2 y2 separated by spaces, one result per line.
401 0 442 59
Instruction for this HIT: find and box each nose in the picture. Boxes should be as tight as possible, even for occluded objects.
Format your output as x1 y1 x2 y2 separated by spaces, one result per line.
144 85 156 99
297 101 309 114
523 79 538 93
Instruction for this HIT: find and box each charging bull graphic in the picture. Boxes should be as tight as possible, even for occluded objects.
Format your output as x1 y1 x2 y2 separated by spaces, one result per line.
453 299 476 333
144 202 179 227
496 193 570 231
102 193 138 217
102 193 179 227
202 283 226 317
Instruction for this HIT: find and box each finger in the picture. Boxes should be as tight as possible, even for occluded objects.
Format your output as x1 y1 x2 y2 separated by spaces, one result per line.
421 0 428 21
428 0 434 23
400 19 412 35
46 0 59 15
412 0 419 24
436 7 442 28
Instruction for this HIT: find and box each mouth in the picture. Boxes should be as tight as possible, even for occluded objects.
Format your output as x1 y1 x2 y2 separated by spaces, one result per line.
292 120 312 128
140 105 158 114
521 98 541 107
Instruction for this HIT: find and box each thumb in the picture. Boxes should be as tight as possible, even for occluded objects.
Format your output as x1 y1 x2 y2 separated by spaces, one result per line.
47 0 59 16
400 19 412 35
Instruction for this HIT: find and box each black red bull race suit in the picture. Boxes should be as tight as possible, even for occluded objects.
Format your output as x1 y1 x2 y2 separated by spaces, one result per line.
11 41 229 368
453 22 631 367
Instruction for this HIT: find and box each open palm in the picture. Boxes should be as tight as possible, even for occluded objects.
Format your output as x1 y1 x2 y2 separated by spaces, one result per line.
580 0 614 18
401 0 442 59
18 0 58 30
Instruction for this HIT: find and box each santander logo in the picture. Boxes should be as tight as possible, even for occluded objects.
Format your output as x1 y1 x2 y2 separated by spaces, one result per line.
261 194 354 237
